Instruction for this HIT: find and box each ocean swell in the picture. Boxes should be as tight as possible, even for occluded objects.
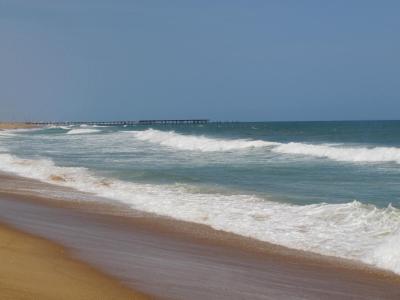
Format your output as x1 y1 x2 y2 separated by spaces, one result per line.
129 129 400 164
0 152 400 275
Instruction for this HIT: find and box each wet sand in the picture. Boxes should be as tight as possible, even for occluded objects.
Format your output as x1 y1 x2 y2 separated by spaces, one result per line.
0 222 147 300
1 173 400 299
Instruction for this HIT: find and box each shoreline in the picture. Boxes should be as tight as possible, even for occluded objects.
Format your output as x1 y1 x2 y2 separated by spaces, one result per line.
0 172 398 279
0 122 39 130
1 172 400 299
0 221 148 299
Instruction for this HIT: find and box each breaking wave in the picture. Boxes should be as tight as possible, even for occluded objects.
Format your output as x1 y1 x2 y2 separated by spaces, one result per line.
43 124 72 130
66 128 101 135
273 143 400 164
0 152 400 274
130 129 400 164
129 129 277 151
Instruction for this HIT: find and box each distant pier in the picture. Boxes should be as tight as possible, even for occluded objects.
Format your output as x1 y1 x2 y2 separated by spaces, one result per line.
26 119 209 126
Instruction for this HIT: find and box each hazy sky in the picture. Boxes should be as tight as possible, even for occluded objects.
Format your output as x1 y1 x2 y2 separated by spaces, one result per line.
0 0 399 121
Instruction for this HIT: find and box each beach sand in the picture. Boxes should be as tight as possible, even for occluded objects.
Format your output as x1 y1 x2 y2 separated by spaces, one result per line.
0 222 148 300
0 123 38 130
1 173 400 299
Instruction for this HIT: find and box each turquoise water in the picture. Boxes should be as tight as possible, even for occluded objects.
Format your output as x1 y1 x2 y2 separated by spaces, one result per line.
1 121 400 274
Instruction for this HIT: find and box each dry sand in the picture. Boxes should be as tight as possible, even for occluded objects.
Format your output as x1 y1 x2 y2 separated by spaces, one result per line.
0 122 38 130
0 222 148 300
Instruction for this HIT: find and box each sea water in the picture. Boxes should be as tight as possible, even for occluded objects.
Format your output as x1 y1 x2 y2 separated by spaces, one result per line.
1 121 400 274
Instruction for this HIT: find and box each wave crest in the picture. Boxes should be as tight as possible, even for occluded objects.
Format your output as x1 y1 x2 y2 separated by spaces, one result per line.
66 128 101 135
129 129 400 164
129 129 277 151
273 142 400 163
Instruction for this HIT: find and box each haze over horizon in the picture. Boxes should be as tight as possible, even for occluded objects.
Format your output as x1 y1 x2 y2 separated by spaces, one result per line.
1 0 399 122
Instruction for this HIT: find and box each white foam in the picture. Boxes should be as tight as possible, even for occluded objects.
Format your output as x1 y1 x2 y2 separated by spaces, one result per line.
46 125 72 130
129 129 400 164
66 128 101 135
366 230 400 274
273 142 400 164
129 129 278 151
80 124 109 128
0 131 16 137
0 127 43 135
0 152 400 275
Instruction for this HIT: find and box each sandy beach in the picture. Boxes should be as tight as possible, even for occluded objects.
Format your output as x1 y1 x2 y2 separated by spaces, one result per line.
0 123 38 130
0 222 147 299
0 172 400 299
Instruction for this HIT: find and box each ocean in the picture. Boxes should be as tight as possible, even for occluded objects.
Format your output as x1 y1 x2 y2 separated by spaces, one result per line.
1 120 400 274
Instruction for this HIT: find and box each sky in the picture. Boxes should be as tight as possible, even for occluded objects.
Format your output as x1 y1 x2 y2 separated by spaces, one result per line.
0 0 399 122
